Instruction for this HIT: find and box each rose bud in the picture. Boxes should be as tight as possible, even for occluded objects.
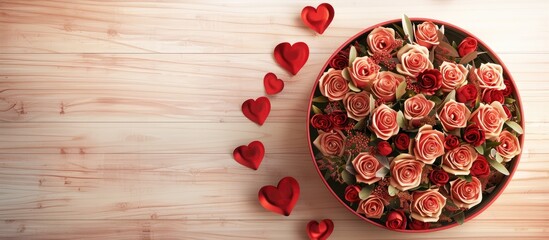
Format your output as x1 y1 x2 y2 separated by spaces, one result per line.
456 84 478 104
329 111 348 130
311 114 333 132
470 155 490 178
409 219 430 230
482 89 504 104
417 69 443 95
502 105 512 119
444 135 460 150
394 133 410 151
463 124 486 147
429 169 449 186
377 141 393 156
344 185 361 203
458 37 477 57
385 210 407 230
329 50 349 70
502 79 514 97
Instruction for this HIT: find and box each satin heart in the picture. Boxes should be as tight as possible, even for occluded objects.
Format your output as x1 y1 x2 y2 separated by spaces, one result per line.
232 141 265 170
263 72 284 95
301 3 335 34
273 42 309 75
258 176 300 216
306 219 334 240
241 97 271 125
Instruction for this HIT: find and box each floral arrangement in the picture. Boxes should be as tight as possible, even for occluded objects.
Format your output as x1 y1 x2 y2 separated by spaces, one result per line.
309 16 524 230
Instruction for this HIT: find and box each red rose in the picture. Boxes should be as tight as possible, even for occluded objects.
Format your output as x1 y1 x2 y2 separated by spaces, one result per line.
417 69 443 95
482 89 504 104
463 124 486 147
386 210 407 230
377 141 393 156
329 111 348 129
429 169 449 186
502 79 513 97
344 185 361 202
444 135 460 150
394 133 410 151
456 84 478 104
329 50 349 70
458 37 477 57
311 114 333 132
409 219 430 230
503 105 512 119
471 155 490 177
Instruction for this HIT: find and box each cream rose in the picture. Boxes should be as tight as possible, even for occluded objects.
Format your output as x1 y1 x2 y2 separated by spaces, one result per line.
318 68 350 101
470 102 508 140
396 44 433 77
438 100 472 132
450 177 482 209
349 56 380 89
404 94 435 122
472 63 505 90
442 144 478 175
496 130 521 162
313 130 346 157
410 189 447 222
371 71 406 102
343 91 371 121
414 125 445 164
357 195 385 219
389 154 425 191
439 61 468 92
370 104 399 140
367 27 396 54
352 152 382 184
415 21 440 49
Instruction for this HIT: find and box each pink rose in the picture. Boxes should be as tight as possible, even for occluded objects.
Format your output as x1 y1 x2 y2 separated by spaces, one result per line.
370 104 399 140
389 154 425 191
313 130 346 157
367 27 396 54
438 100 472 132
439 61 468 92
496 130 521 162
442 144 478 175
470 102 508 140
450 177 482 209
472 63 505 90
410 189 447 222
414 21 440 49
414 125 445 164
357 195 385 219
396 44 433 77
371 71 406 102
343 91 371 121
318 68 350 101
352 152 383 184
404 94 435 122
349 56 380 89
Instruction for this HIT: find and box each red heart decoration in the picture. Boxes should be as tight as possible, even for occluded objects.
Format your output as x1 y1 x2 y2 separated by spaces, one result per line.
241 97 271 125
301 3 335 34
273 42 309 75
306 219 334 240
232 141 265 170
258 176 300 216
263 72 284 95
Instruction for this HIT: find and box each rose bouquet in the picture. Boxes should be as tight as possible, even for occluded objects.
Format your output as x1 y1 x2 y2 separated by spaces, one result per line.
308 16 524 231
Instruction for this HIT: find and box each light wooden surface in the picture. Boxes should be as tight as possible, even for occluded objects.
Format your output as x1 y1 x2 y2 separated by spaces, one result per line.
0 0 548 239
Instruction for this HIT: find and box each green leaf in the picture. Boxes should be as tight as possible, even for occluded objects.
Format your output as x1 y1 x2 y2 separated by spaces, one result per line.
505 121 524 135
437 41 460 58
341 170 356 185
446 199 458 208
342 67 351 81
453 211 465 225
359 185 374 200
485 141 501 148
312 105 323 114
495 152 504 163
429 46 436 63
458 175 473 182
396 80 407 100
430 96 442 105
388 185 399 197
376 155 390 169
353 118 365 130
349 45 357 66
505 98 516 104
397 111 406 129
375 167 389 178
459 51 478 64
312 96 329 103
402 14 414 43
488 158 510 175
474 145 484 155
441 90 456 106
391 23 406 39
349 81 361 92
369 94 375 116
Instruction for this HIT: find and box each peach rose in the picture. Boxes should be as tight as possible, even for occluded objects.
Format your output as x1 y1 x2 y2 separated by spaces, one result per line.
367 27 396 54
496 130 521 162
442 144 478 175
438 100 472 132
396 44 433 77
414 125 445 164
371 71 406 102
450 177 482 209
404 94 435 122
410 189 447 222
343 91 371 121
370 104 399 140
352 152 383 184
318 68 350 101
313 130 346 157
414 21 439 49
389 154 425 191
357 195 385 219
439 61 468 92
349 56 380 89
472 63 505 90
470 102 508 140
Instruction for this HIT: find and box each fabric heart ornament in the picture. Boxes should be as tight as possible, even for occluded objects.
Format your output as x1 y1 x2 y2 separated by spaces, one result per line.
264 72 284 95
306 219 334 240
241 97 271 125
301 3 335 34
258 176 300 216
273 42 309 75
233 141 265 170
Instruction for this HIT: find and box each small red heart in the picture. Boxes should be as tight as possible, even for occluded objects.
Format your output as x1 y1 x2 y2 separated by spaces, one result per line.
258 176 300 216
233 141 265 170
273 42 309 75
301 3 335 34
241 97 271 125
306 219 334 240
263 72 284 95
